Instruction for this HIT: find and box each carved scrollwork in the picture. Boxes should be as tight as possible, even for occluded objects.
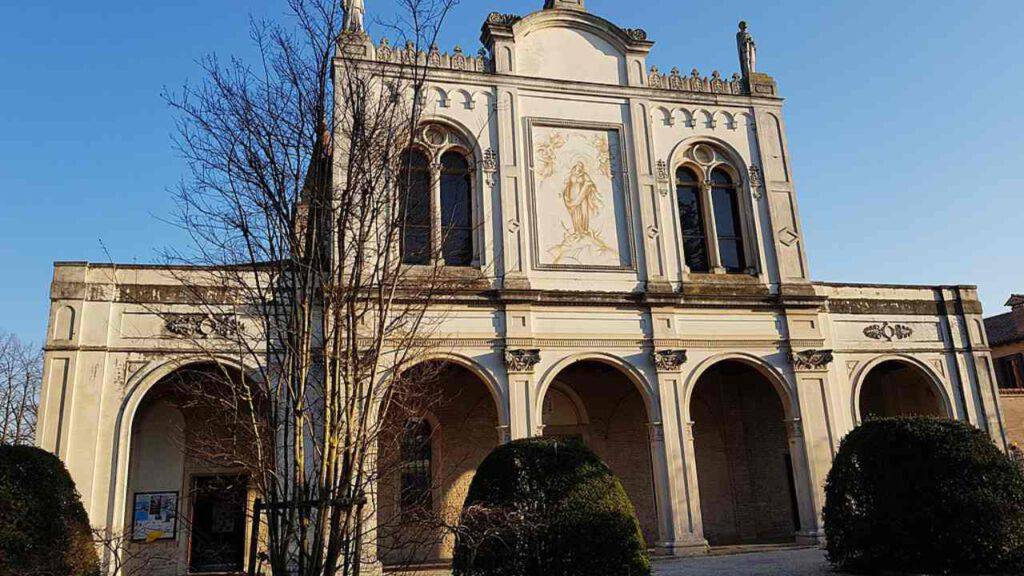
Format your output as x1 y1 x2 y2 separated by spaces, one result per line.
652 349 687 372
623 28 648 42
790 349 834 371
165 313 240 340
482 148 498 172
656 159 670 188
863 322 914 342
487 12 522 26
505 349 541 373
749 165 765 199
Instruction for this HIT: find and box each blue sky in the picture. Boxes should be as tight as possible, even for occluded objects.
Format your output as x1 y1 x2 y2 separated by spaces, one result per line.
1 0 1022 344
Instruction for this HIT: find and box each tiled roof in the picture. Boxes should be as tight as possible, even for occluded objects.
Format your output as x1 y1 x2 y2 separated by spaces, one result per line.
985 309 1024 347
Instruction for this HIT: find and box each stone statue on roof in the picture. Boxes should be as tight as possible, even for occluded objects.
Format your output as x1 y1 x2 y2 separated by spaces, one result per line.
344 0 365 33
737 21 757 78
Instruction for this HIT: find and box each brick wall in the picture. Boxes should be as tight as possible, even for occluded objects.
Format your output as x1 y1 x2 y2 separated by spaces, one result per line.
550 362 659 547
691 361 796 545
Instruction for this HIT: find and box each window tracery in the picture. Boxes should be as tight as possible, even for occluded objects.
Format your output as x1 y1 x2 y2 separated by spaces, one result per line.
673 143 755 275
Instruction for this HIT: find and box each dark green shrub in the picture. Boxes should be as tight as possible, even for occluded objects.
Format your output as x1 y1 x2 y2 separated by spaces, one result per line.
824 417 1024 574
452 437 650 576
0 445 99 576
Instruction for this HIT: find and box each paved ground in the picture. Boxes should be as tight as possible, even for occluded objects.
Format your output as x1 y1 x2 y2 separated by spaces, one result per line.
391 546 839 576
655 546 837 576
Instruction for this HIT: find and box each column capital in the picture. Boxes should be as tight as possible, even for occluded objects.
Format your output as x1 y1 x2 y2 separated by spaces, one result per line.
790 349 834 372
505 348 541 374
785 417 804 440
652 349 687 372
647 421 665 443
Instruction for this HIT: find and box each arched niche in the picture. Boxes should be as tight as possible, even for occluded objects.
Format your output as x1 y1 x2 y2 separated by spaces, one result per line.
537 358 659 548
856 358 950 422
123 362 256 576
689 359 799 546
377 360 502 566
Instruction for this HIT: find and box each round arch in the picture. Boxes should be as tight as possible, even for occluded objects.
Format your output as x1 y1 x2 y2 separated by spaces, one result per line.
852 354 952 424
685 352 807 546
666 135 750 181
683 352 799 423
535 351 659 428
410 352 509 430
104 355 257 544
512 9 639 55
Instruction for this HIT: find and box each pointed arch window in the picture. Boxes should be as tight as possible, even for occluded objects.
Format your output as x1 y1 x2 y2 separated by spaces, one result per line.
709 168 746 273
672 145 755 275
675 167 710 273
399 123 477 267
399 418 433 517
400 150 432 265
440 152 473 266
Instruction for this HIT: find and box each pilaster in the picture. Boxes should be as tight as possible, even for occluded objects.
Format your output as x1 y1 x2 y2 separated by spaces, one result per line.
505 348 540 439
788 349 837 542
650 347 708 555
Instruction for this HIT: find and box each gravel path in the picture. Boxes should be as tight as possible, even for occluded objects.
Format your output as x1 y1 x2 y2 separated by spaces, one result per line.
654 547 837 576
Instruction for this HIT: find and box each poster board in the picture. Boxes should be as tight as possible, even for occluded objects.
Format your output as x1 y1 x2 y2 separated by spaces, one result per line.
132 491 179 542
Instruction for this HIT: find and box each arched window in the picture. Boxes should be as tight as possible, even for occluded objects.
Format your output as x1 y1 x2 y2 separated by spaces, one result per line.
440 151 473 266
673 145 753 275
399 418 432 517
709 168 746 273
675 167 710 273
400 150 431 265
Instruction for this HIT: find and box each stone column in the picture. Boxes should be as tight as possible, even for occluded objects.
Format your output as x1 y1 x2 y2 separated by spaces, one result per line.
505 348 540 439
651 348 708 555
429 159 443 263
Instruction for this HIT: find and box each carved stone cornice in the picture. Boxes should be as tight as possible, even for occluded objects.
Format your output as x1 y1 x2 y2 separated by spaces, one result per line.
652 349 687 372
790 349 834 372
505 348 541 373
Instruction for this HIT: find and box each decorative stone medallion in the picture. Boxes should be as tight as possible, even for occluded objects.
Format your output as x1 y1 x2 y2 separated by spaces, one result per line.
863 322 914 342
164 314 240 339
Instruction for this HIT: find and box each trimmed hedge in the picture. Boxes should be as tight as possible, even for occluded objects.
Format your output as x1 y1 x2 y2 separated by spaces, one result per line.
0 445 99 576
824 417 1024 574
452 437 650 576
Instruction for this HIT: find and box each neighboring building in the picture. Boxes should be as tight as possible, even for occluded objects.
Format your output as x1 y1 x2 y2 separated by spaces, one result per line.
985 295 1024 448
39 1 1006 574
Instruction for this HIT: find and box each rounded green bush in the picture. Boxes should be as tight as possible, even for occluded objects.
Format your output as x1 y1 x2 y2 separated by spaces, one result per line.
824 417 1024 574
0 445 99 576
452 437 650 576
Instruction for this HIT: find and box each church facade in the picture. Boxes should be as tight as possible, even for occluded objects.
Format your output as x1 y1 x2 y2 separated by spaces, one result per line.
39 0 1007 573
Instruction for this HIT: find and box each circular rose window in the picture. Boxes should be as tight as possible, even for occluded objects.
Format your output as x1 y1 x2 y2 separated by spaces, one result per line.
692 144 715 165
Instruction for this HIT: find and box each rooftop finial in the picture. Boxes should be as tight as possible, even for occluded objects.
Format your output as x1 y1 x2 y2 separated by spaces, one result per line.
544 0 586 11
1008 295 1024 311
343 0 366 34
736 20 757 78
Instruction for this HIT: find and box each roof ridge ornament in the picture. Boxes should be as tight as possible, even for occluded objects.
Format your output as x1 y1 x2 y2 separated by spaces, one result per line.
544 0 586 11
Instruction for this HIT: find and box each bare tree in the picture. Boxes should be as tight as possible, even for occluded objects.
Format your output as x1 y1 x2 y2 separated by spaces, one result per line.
0 330 41 446
143 0 473 574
